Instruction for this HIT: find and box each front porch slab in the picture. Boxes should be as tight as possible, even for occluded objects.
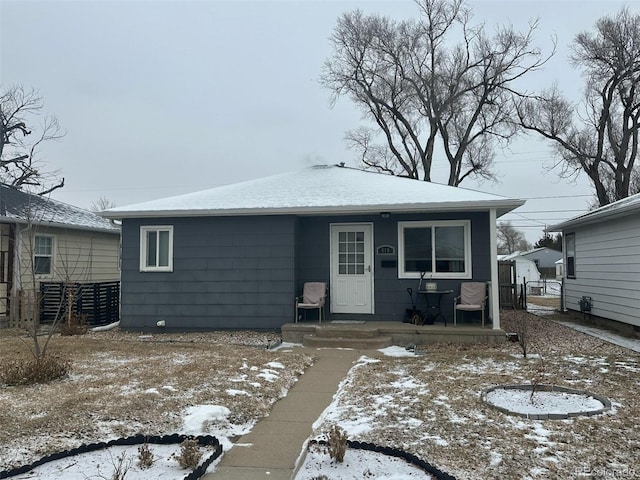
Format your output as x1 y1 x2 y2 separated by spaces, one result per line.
281 321 505 347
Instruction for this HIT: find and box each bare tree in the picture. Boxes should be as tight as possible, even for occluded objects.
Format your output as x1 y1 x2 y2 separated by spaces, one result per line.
321 0 552 186
91 195 116 212
497 221 531 254
12 193 94 358
516 7 640 207
0 85 65 195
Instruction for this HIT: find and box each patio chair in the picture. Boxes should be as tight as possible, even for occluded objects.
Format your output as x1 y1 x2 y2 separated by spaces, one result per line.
295 282 327 323
453 282 487 326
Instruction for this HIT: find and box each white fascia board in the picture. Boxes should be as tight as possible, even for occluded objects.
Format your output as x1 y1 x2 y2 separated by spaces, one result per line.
550 196 640 231
101 200 525 220
549 207 638 231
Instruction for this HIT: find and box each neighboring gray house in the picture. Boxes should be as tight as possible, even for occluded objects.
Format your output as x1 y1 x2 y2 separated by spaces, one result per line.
521 247 562 278
550 193 640 330
102 165 524 331
0 185 121 325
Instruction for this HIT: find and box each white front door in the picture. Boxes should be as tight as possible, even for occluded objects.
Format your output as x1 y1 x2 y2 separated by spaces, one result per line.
330 223 374 314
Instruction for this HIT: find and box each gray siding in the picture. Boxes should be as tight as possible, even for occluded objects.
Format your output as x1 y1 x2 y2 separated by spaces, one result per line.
564 215 640 327
120 216 296 331
296 212 491 324
120 211 492 330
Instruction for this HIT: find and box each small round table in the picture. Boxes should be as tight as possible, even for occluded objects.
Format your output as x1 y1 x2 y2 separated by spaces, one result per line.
415 290 453 326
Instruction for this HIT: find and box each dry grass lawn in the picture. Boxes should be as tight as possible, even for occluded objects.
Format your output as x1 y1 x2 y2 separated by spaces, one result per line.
2 312 639 479
0 330 313 470
527 295 562 309
311 310 640 479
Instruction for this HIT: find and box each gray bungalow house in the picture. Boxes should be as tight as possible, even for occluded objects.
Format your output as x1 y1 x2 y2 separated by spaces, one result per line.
550 192 640 331
102 165 524 331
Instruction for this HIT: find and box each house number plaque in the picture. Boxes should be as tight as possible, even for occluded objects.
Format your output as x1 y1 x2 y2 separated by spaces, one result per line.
376 245 395 256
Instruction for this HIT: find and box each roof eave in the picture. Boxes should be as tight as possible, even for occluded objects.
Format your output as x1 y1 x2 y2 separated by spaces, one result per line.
101 200 525 220
549 207 638 231
1 216 120 234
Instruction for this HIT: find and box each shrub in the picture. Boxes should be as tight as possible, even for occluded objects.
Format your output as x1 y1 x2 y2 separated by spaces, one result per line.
327 425 348 463
60 313 88 336
0 355 70 385
174 437 202 469
107 451 132 480
137 443 154 469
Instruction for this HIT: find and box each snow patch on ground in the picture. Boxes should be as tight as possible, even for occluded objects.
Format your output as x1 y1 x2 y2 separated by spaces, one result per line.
485 389 605 415
226 389 250 396
257 368 280 382
295 447 434 479
182 405 231 435
6 443 216 480
265 361 285 369
378 346 417 357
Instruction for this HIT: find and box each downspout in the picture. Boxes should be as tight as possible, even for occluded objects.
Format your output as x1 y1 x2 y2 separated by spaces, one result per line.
489 208 500 330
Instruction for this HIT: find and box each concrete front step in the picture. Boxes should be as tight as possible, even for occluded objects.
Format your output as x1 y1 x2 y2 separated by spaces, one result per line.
282 322 506 346
313 326 382 338
303 334 392 349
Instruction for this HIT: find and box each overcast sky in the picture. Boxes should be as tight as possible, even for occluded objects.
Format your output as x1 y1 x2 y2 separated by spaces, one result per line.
1 0 634 243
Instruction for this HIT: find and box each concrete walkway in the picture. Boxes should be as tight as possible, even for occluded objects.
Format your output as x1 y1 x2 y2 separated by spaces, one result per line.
203 347 361 480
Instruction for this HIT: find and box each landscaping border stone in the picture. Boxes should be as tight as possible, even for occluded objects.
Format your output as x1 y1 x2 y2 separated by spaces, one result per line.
480 384 611 420
0 434 222 480
309 439 457 480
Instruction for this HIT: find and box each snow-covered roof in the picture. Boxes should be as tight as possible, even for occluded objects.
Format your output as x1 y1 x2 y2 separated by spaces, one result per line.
0 186 120 234
498 252 537 263
550 192 640 231
521 247 562 256
102 165 525 219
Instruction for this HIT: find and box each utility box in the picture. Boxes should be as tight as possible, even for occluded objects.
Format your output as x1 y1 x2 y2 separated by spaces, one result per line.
579 296 592 313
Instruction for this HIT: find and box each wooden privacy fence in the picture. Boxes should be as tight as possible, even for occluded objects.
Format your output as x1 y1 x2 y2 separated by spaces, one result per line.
498 260 518 309
39 281 120 326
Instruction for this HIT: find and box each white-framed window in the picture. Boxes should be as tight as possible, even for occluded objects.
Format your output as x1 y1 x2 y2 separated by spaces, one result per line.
398 220 472 279
34 235 54 276
565 233 575 279
140 226 173 272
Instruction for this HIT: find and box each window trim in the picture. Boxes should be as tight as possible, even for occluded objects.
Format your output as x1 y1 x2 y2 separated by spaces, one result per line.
34 234 54 277
397 220 472 279
140 225 174 272
565 232 576 279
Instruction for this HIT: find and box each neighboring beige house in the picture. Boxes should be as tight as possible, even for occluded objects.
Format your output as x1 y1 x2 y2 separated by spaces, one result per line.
0 186 120 326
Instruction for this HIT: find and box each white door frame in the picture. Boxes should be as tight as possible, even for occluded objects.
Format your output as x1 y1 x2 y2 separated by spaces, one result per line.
329 222 375 314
